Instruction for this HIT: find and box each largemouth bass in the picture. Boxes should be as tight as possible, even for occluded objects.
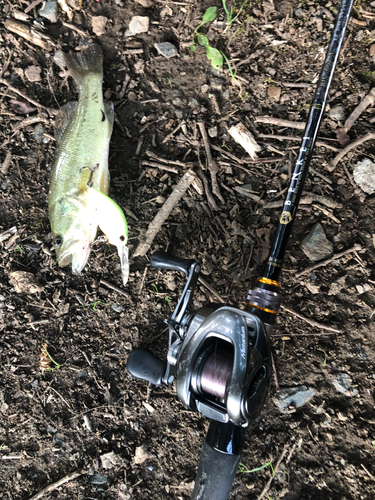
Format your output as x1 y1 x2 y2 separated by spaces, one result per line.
48 44 129 284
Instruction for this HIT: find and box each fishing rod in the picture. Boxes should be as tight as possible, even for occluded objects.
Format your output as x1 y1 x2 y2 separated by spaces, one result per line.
127 0 354 498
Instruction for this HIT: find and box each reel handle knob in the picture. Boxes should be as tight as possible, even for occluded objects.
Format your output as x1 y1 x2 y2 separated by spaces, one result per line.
151 251 198 276
127 348 166 386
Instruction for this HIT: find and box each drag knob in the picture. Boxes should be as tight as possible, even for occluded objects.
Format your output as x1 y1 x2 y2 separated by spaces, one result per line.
127 349 166 386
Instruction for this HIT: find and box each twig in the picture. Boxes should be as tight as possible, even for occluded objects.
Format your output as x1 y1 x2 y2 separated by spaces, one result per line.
100 279 129 297
4 19 55 50
257 445 288 500
343 88 375 133
257 134 340 152
280 305 342 333
198 122 224 204
138 267 148 296
134 170 196 257
197 168 218 211
271 352 280 392
145 149 189 168
24 0 44 13
295 243 362 278
61 22 89 38
0 77 56 115
198 276 225 303
263 193 341 210
162 121 185 144
328 132 375 171
140 160 179 174
255 116 305 130
27 471 82 500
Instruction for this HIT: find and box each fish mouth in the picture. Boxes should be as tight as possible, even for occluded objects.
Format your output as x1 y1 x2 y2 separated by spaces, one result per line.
57 240 91 274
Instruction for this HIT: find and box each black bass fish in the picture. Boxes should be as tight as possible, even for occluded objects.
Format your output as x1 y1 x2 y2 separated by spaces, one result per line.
48 44 129 284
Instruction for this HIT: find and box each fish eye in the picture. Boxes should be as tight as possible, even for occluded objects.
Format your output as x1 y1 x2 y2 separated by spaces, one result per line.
119 235 125 242
54 236 63 247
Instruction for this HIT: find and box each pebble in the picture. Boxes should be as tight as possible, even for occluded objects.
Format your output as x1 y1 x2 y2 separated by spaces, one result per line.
332 372 358 396
33 123 49 143
267 85 281 101
201 84 210 93
125 16 149 36
91 16 108 37
328 104 346 121
89 474 108 485
274 385 316 413
353 158 375 195
208 126 218 138
295 8 304 17
112 304 123 313
25 65 42 83
301 222 333 262
154 42 178 58
39 0 58 23
172 97 183 107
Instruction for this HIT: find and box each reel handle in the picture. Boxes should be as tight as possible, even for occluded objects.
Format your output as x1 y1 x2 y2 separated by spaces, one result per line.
127 348 166 386
151 251 198 276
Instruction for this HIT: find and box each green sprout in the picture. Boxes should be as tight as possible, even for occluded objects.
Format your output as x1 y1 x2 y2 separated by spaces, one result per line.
222 0 250 32
238 461 275 476
152 284 173 312
78 300 103 311
221 51 237 82
43 346 61 371
191 7 223 70
317 347 327 367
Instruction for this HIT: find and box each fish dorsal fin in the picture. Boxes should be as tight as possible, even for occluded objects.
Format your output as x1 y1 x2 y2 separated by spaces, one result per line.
54 101 78 145
104 101 114 131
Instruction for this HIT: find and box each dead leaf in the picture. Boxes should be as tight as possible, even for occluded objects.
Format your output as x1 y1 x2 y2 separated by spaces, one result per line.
9 271 43 294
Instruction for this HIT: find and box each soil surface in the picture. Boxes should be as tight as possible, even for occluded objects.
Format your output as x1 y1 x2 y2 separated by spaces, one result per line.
1 1 375 499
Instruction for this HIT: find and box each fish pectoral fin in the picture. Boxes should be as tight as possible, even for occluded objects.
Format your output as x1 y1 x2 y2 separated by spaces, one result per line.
117 243 129 285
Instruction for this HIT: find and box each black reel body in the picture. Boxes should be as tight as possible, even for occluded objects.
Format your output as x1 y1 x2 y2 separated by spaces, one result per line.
127 252 271 428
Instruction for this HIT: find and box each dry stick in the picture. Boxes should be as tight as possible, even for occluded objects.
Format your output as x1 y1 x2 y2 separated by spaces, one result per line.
100 279 129 297
343 87 375 133
162 121 185 144
197 168 218 211
198 122 224 204
24 0 44 13
295 243 362 278
257 133 340 152
27 471 82 500
140 160 179 174
255 116 305 130
0 77 56 115
280 305 342 333
4 19 54 51
257 445 289 500
198 276 225 303
328 132 375 171
134 170 196 257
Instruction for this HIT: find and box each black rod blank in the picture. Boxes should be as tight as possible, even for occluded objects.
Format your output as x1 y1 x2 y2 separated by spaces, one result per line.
262 0 354 283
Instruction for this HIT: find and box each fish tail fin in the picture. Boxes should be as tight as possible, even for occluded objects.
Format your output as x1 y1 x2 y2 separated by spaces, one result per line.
64 44 103 87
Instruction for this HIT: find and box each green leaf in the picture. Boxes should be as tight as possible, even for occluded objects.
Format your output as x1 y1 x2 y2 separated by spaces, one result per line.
190 43 196 52
206 46 223 69
202 6 217 24
197 34 209 46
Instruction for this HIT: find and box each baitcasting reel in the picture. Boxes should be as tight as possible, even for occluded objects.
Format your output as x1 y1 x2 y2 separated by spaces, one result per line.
127 251 271 427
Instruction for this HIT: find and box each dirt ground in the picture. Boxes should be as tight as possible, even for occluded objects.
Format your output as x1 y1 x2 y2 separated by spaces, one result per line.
0 0 375 499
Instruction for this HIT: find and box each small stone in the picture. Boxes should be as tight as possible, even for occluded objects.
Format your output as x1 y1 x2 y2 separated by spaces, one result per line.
89 474 108 485
328 104 346 121
172 97 183 107
154 42 178 58
201 84 209 93
267 85 281 101
39 0 58 23
100 451 122 469
33 123 46 143
332 372 358 396
127 91 137 101
125 16 149 37
301 222 333 262
112 304 122 313
274 385 316 413
208 126 218 138
25 65 42 82
370 45 375 57
295 8 304 17
175 110 183 119
353 158 375 195
91 16 108 37
133 445 150 464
